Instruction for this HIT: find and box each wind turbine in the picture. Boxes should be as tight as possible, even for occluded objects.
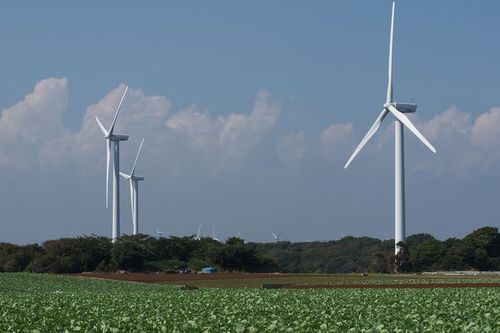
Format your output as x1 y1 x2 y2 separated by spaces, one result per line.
271 232 281 243
156 227 164 239
96 86 129 242
344 1 436 256
120 138 145 236
211 228 220 242
194 223 202 240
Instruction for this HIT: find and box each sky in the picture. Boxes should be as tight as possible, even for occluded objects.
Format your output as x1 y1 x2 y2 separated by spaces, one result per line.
0 1 499 244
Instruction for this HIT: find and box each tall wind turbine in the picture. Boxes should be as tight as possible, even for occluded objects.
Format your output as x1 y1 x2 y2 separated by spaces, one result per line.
120 138 145 236
344 1 436 255
271 232 281 243
96 86 129 242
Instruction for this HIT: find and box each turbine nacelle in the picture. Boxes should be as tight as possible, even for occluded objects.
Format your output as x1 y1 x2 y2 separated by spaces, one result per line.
384 102 417 113
109 134 129 141
119 172 145 181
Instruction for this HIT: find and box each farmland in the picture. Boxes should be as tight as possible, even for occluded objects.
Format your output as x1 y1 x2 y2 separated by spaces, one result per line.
78 271 500 288
1 273 500 332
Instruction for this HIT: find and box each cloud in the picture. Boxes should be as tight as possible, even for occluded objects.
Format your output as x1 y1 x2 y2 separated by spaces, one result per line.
0 78 71 169
165 105 213 148
277 131 306 163
4 78 500 181
320 122 353 161
166 89 281 164
471 107 500 149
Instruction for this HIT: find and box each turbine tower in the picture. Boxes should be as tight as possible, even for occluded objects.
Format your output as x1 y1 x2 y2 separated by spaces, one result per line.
344 1 436 255
96 86 129 243
120 138 145 236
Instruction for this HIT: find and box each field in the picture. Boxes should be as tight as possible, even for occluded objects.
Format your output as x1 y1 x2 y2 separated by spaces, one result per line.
1 273 500 332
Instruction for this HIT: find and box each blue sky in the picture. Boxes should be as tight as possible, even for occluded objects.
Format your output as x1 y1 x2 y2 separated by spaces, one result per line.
0 1 499 244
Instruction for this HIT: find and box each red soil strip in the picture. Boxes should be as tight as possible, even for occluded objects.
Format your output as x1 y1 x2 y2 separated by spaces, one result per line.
285 283 500 289
76 273 500 289
77 272 306 283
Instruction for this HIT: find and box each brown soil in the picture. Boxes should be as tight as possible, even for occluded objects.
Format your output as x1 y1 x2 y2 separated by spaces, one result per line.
77 272 303 283
76 273 500 289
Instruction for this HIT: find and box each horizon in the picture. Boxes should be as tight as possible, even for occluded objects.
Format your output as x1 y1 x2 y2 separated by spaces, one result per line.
5 224 494 246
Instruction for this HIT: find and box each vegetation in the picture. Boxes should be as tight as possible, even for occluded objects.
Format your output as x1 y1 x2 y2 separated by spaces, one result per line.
0 273 499 332
0 226 499 274
0 235 275 274
253 226 500 273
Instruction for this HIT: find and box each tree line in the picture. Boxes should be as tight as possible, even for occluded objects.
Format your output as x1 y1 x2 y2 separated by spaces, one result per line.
0 226 498 274
0 235 276 273
254 226 500 273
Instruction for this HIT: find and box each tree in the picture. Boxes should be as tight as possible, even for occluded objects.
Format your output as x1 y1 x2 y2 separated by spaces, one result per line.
111 236 150 271
394 242 411 273
370 253 390 273
410 239 445 272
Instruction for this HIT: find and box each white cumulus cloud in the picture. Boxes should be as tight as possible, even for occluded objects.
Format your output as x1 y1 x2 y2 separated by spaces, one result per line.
277 131 306 163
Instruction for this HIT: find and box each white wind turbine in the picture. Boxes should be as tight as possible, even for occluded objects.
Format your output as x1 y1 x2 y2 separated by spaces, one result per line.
344 1 436 255
156 227 164 239
271 232 281 243
194 223 202 240
120 138 145 236
211 228 220 242
96 86 129 242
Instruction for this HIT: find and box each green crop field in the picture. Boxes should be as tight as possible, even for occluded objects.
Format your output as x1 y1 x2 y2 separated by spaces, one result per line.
1 273 499 332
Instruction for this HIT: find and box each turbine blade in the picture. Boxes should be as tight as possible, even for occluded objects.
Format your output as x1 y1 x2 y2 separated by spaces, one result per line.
197 223 202 237
106 139 111 208
271 232 276 238
95 117 108 136
386 1 396 103
108 85 129 135
345 109 389 168
131 138 145 176
387 105 436 153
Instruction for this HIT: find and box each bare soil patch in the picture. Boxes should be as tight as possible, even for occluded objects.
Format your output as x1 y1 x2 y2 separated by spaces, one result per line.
78 272 302 283
76 273 500 289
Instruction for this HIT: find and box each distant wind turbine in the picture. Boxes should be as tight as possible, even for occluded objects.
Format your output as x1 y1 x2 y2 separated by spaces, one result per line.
271 232 281 243
95 86 129 242
194 223 202 240
211 228 220 242
344 1 436 255
120 138 145 236
156 227 163 239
